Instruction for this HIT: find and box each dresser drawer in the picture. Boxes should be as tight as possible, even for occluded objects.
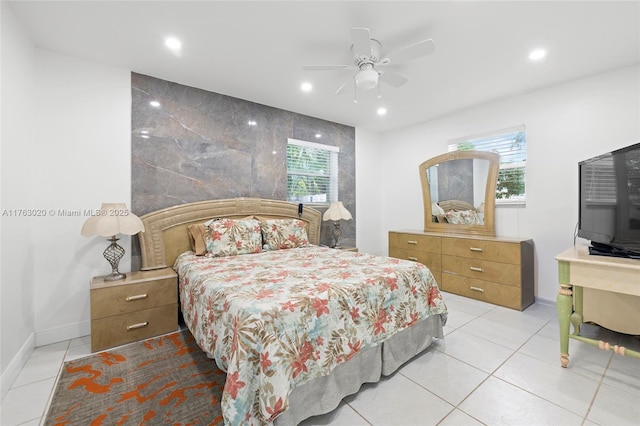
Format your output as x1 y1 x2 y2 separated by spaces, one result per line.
389 232 441 253
91 304 177 352
442 256 521 287
442 237 520 264
91 277 177 319
441 274 522 310
389 247 441 271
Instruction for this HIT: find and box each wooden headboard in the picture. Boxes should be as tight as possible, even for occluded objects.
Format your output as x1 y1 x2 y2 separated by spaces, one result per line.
137 198 322 271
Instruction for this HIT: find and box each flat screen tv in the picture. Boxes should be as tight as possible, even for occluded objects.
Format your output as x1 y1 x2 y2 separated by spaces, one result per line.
578 141 640 258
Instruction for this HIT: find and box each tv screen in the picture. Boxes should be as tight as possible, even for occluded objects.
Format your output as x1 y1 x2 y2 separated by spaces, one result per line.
578 142 640 256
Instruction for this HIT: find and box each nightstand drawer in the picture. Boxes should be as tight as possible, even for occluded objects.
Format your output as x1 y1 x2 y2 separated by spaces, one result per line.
442 256 521 287
91 304 177 352
441 274 522 310
389 232 441 253
91 277 177 319
442 238 520 264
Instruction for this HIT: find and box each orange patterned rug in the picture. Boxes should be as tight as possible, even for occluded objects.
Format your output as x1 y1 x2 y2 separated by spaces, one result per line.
44 330 225 425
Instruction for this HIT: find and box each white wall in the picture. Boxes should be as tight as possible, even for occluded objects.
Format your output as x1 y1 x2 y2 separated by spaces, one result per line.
1 1 37 398
354 128 384 255
32 51 131 345
368 66 640 303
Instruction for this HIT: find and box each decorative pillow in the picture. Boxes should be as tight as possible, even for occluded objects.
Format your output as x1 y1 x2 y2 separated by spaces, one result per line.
260 219 309 250
204 218 262 257
187 224 209 255
444 209 482 225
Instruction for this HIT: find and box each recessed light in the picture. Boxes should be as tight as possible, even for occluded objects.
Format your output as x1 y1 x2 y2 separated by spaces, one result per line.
300 82 313 92
165 37 182 51
141 135 150 139
315 133 322 139
272 150 277 155
149 101 161 108
529 48 546 61
140 130 149 134
248 120 257 126
377 107 387 116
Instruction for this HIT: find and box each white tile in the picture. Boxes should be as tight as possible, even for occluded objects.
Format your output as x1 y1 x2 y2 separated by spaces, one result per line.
30 341 69 359
64 340 92 362
345 373 453 425
602 353 640 395
443 297 495 317
481 306 549 334
537 318 560 340
0 377 56 426
298 401 369 426
588 382 640 426
518 301 558 322
437 329 514 373
519 334 611 381
458 317 534 351
400 349 488 405
459 376 583 425
443 307 478 329
12 349 65 388
68 335 91 349
493 352 600 417
438 409 484 426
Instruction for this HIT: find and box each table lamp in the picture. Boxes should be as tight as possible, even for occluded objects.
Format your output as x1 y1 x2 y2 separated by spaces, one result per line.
81 203 145 281
322 201 352 248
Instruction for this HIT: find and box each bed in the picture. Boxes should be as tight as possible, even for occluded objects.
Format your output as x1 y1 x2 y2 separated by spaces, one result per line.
138 198 447 425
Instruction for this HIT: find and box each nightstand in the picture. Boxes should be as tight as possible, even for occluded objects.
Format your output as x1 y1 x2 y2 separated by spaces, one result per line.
90 268 178 352
336 246 358 252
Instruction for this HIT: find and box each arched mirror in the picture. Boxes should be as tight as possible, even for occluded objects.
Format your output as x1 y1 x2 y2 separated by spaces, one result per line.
419 150 500 236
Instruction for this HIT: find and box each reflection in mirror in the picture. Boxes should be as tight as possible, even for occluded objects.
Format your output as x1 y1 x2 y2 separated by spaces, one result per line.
419 150 499 236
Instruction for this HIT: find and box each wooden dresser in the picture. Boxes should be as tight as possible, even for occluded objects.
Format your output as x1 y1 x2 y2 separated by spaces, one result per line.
389 231 534 310
90 267 178 352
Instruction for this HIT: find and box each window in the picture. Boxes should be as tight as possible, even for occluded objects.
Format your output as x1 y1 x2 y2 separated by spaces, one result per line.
449 126 526 204
286 138 339 204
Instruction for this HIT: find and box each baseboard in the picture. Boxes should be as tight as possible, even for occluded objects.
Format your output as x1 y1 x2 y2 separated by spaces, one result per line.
35 320 90 347
1 332 35 401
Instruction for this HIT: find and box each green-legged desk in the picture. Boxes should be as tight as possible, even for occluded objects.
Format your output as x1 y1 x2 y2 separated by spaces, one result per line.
556 244 640 367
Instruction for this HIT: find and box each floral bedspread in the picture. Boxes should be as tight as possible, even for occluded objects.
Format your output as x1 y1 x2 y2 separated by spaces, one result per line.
174 246 447 425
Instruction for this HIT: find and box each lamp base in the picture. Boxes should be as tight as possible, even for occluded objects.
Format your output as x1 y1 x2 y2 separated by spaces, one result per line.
331 221 343 248
103 236 126 281
104 272 127 282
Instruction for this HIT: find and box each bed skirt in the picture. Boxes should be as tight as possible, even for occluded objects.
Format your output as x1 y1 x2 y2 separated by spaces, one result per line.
274 313 445 425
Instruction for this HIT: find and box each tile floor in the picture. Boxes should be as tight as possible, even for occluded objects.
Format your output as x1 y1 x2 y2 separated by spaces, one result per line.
2 291 639 425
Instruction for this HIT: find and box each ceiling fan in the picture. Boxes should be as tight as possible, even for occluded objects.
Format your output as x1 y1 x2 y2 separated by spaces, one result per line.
303 27 435 98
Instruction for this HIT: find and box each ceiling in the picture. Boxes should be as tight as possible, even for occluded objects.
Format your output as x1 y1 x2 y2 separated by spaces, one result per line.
9 1 640 133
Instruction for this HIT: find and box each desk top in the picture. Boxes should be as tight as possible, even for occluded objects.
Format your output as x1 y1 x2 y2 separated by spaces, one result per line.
556 244 640 296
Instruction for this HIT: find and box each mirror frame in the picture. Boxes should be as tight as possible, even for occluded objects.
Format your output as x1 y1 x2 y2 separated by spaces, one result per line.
419 150 500 236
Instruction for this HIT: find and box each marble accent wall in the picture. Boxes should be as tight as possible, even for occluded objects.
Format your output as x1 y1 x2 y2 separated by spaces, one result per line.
131 73 356 249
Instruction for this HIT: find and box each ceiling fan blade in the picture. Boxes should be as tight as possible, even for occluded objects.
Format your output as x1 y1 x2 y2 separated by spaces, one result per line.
384 39 435 64
351 27 372 57
303 65 355 71
335 78 353 95
379 72 408 88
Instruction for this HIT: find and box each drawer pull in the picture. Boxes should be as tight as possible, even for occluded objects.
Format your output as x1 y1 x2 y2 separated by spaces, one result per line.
470 286 485 293
470 267 484 272
126 294 148 302
127 322 149 331
407 256 418 261
469 247 483 252
407 240 418 245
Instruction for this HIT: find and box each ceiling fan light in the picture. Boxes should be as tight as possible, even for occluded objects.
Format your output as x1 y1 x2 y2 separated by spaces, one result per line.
355 68 379 90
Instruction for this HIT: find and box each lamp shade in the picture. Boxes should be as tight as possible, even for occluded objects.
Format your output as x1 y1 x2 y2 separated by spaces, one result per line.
81 203 145 237
323 201 352 221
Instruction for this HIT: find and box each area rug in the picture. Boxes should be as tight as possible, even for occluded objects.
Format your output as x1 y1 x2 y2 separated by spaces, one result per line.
44 330 225 425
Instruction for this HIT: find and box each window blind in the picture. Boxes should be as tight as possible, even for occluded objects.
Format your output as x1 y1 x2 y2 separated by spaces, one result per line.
286 138 339 204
